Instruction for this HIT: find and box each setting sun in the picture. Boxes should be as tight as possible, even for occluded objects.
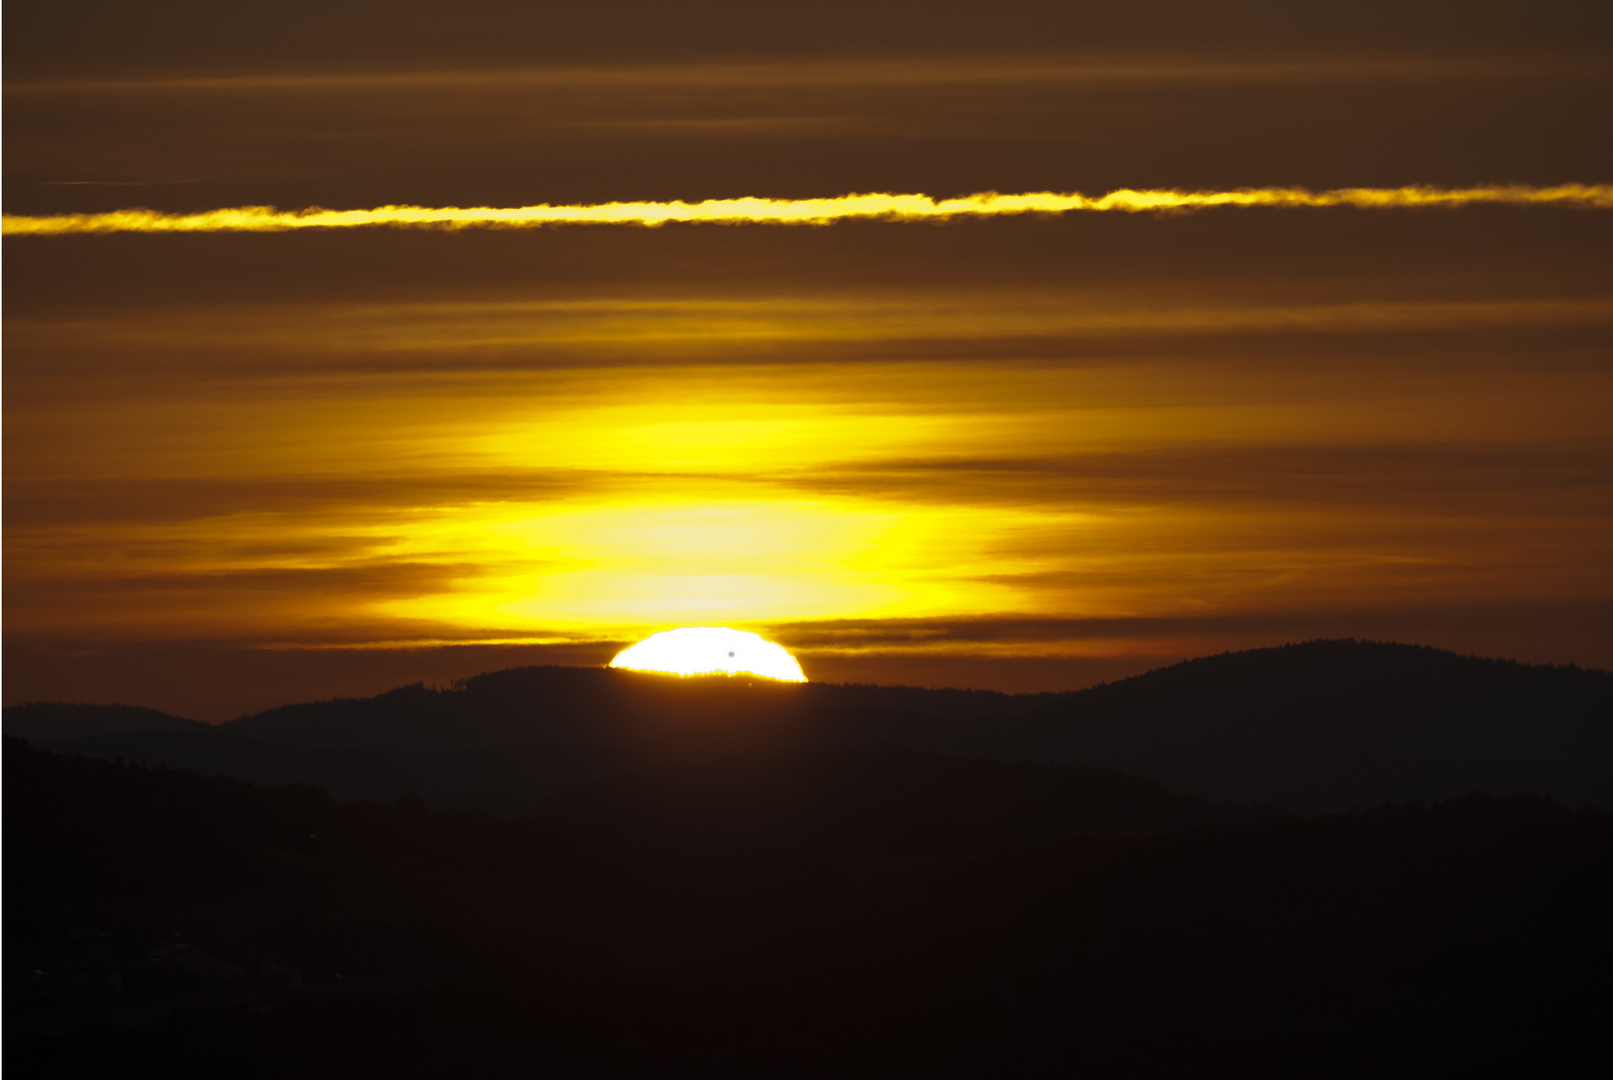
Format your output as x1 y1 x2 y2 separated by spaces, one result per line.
609 627 807 682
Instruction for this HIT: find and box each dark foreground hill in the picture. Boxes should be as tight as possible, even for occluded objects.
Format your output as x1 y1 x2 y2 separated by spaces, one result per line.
7 641 1611 812
7 736 1610 1078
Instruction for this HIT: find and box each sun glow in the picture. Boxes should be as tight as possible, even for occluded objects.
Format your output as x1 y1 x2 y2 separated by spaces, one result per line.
610 627 807 681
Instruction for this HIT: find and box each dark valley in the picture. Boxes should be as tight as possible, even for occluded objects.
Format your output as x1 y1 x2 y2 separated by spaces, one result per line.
6 641 1612 1075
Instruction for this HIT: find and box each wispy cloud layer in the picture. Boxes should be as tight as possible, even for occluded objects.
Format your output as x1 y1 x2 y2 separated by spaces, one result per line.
10 55 1571 96
9 185 1612 236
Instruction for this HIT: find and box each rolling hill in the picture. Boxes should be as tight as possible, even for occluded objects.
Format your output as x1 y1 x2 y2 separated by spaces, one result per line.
7 640 1609 812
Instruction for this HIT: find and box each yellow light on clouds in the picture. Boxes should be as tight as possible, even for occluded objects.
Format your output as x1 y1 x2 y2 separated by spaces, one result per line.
370 494 1044 635
6 184 1610 236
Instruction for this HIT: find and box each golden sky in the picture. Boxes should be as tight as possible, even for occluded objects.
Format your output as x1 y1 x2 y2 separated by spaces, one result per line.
6 0 1612 717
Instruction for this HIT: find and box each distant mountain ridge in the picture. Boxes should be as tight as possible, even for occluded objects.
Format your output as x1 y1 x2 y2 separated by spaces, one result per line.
1005 641 1613 810
2 701 210 742
6 640 1610 812
220 668 1048 751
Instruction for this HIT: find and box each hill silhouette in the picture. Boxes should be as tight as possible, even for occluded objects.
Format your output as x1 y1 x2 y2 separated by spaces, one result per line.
7 734 1610 1077
7 640 1610 812
1001 640 1613 809
2 702 209 742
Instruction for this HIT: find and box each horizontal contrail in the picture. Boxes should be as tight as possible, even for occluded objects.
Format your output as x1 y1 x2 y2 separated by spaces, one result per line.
6 184 1611 236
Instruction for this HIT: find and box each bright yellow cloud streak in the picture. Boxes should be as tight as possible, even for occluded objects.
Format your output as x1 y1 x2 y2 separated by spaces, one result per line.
6 185 1611 236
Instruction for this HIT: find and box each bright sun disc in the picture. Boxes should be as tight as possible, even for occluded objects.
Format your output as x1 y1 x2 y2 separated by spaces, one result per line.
609 627 807 682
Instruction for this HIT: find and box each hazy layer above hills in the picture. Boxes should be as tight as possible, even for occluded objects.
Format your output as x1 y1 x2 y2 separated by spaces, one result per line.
7 640 1609 813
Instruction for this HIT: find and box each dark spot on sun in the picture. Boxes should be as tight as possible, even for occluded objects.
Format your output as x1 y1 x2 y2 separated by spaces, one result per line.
728 651 735 657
